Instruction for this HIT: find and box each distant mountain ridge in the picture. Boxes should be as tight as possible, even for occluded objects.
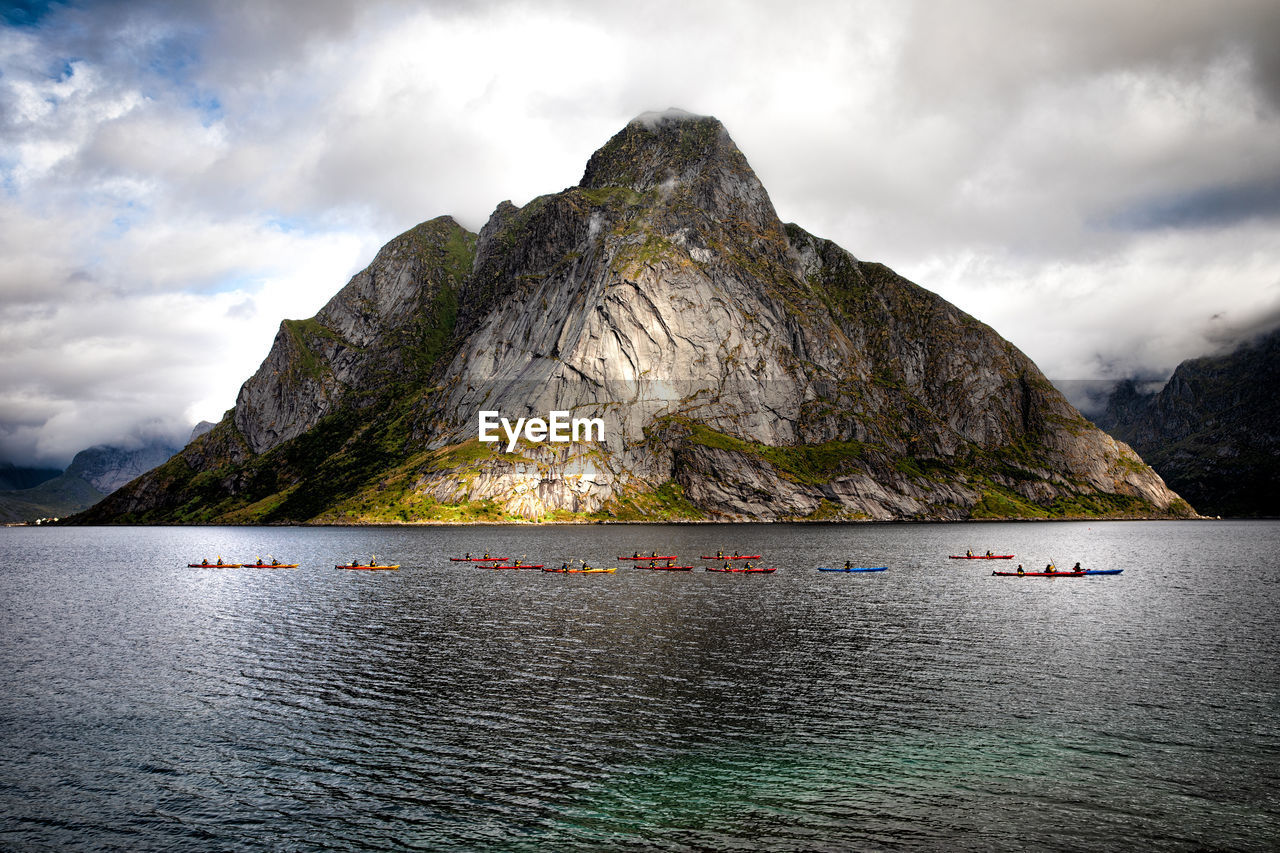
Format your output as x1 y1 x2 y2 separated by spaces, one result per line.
76 111 1190 524
0 463 60 491
1095 327 1280 517
1 441 180 523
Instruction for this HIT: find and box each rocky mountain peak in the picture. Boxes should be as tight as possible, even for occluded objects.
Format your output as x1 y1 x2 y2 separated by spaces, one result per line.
579 109 780 234
581 109 725 188
75 113 1194 525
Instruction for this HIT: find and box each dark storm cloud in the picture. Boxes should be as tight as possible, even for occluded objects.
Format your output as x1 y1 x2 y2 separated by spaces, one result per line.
1107 176 1280 231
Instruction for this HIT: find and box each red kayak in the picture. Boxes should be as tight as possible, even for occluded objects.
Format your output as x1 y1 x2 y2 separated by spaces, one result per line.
993 569 1122 577
481 564 544 570
700 554 762 560
337 563 400 570
949 554 1014 560
706 566 776 573
633 564 694 571
619 555 678 560
449 556 506 562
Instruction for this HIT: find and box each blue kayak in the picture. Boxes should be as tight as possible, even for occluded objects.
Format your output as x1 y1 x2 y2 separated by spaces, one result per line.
818 566 887 572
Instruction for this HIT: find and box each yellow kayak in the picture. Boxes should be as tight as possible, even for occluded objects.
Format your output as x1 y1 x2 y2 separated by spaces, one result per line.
542 566 616 574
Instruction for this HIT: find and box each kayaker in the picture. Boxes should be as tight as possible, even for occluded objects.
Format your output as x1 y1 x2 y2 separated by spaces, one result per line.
651 551 658 557
966 549 973 557
716 550 724 558
985 550 993 557
483 553 490 559
216 555 224 566
648 560 657 567
1016 564 1024 575
844 560 853 569
561 562 569 571
1044 563 1055 573
1072 562 1082 572
464 552 472 559
744 561 755 570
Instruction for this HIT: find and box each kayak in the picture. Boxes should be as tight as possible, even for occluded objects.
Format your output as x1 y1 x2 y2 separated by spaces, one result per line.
949 554 1014 559
700 554 762 560
449 557 506 562
818 566 887 572
482 564 544 569
336 564 400 571
633 564 694 571
543 567 617 574
244 562 298 568
706 566 776 573
992 569 1123 577
188 562 242 568
619 555 678 560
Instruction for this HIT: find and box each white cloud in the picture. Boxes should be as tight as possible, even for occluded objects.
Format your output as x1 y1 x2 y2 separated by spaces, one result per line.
1 0 1279 465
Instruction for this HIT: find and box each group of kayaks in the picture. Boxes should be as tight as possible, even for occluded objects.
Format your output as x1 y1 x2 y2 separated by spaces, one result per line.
187 556 299 569
951 550 1122 577
188 547 1121 578
449 555 610 573
447 551 780 573
187 555 399 570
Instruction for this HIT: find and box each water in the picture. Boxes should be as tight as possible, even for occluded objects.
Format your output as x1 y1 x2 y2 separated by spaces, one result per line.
0 521 1277 850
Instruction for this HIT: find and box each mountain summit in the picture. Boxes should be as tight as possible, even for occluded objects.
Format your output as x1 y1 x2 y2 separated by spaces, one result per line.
79 112 1191 523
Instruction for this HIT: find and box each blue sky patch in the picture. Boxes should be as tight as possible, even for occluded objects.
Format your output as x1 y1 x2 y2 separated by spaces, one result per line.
2 0 65 29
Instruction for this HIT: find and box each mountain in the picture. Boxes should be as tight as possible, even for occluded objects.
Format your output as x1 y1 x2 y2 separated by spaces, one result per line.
1094 328 1280 517
0 472 104 523
1 441 180 523
76 111 1191 524
0 463 60 491
67 443 181 495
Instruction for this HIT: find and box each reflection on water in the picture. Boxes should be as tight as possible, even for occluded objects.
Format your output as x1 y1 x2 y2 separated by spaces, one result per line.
0 521 1277 850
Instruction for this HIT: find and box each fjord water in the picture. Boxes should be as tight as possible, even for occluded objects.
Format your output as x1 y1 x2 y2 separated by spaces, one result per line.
1 522 1277 850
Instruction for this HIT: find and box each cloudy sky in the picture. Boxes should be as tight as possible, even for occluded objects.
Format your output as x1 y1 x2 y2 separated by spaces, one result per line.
3 0 1279 466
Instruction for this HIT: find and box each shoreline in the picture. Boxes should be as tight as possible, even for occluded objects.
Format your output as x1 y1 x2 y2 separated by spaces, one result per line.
33 514 1239 528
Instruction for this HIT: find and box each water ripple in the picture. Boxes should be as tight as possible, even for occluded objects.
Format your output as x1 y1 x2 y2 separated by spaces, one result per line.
0 521 1278 849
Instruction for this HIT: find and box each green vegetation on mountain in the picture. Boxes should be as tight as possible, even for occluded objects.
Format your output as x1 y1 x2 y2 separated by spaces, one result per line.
73 113 1192 525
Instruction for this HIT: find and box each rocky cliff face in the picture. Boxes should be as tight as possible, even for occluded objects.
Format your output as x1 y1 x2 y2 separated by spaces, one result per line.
78 111 1192 524
66 443 180 494
1095 328 1280 517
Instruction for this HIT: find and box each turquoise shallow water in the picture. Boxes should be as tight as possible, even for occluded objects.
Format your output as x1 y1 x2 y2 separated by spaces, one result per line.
0 520 1277 850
